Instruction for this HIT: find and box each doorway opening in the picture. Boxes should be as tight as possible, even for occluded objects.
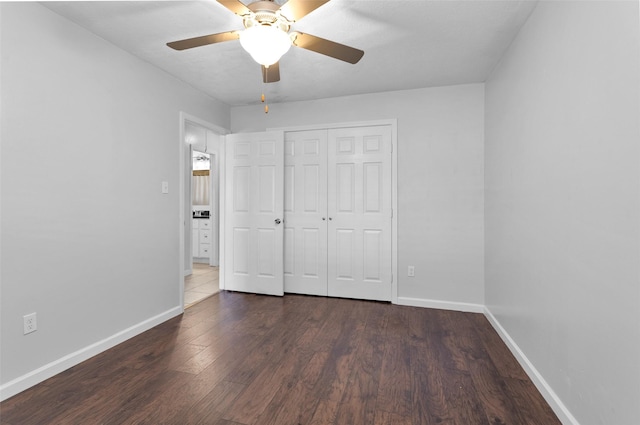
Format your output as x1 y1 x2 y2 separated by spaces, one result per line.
179 112 226 310
186 149 219 307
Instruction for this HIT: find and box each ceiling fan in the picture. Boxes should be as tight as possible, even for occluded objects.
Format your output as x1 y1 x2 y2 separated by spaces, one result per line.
166 0 364 83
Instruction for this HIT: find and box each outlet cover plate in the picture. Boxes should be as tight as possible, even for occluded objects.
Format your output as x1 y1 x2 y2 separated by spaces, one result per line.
23 313 37 334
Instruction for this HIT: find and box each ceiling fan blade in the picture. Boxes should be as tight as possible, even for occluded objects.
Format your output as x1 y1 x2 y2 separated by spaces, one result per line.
292 32 364 64
278 0 330 22
217 0 252 16
262 62 281 83
167 31 240 51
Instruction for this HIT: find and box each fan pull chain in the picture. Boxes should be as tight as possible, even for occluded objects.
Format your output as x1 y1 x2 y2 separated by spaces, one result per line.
262 66 269 114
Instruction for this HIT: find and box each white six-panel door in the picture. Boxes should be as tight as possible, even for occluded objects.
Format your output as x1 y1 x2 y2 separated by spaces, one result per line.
224 131 284 296
327 126 393 301
283 130 329 296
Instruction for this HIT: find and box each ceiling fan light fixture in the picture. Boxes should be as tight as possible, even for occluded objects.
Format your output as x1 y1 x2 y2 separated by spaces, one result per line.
239 25 292 67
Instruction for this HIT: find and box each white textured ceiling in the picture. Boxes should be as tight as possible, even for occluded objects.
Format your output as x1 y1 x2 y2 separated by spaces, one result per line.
44 0 538 106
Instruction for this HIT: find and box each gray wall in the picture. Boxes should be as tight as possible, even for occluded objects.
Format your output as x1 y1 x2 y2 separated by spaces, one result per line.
232 84 485 307
0 2 230 394
485 1 640 424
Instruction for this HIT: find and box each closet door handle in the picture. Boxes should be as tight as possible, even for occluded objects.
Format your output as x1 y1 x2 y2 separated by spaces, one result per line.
275 218 281 225
322 217 326 221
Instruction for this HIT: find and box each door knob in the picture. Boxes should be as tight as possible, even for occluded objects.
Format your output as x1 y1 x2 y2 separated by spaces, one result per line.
322 217 326 221
275 218 281 225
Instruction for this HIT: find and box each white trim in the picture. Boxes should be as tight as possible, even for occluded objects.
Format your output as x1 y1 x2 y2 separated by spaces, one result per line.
178 112 186 311
193 258 211 264
208 152 219 267
396 296 485 313
268 119 398 303
182 112 229 136
390 120 398 304
268 119 398 133
0 306 182 402
218 136 227 290
184 268 193 277
483 307 580 425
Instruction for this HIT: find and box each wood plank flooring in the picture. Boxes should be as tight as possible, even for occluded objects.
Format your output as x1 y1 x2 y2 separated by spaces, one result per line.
0 293 560 425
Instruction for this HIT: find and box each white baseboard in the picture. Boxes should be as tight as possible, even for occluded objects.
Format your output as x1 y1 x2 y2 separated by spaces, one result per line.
0 306 182 402
396 296 484 313
184 268 193 277
483 307 580 425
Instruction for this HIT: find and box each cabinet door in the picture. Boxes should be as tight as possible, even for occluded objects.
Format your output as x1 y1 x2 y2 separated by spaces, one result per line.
283 130 328 296
192 228 199 257
327 126 393 301
223 131 284 296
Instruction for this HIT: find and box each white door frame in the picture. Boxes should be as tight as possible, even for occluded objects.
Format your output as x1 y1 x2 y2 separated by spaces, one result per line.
269 119 398 304
208 151 219 267
178 111 228 311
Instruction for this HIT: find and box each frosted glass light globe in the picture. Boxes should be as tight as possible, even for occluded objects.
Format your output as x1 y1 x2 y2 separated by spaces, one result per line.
239 25 292 67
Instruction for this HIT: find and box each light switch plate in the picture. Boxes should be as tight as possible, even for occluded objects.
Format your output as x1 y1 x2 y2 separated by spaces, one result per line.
161 181 169 194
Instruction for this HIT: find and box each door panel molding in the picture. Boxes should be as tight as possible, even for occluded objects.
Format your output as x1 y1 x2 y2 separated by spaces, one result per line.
327 125 393 301
223 131 284 296
283 129 329 296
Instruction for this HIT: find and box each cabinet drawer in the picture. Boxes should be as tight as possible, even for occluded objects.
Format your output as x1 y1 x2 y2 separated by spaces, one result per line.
200 230 211 242
200 244 210 257
200 219 212 229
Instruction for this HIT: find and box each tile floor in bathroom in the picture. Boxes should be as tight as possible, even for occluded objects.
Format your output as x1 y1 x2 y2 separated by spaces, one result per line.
184 263 219 308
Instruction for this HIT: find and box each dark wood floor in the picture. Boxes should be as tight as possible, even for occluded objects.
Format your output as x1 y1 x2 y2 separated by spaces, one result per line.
0 292 560 425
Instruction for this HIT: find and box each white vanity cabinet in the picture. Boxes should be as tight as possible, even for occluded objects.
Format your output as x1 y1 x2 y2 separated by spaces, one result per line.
192 218 211 259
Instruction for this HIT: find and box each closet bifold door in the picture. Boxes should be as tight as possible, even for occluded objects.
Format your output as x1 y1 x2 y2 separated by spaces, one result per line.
282 124 393 301
327 126 393 301
283 130 329 296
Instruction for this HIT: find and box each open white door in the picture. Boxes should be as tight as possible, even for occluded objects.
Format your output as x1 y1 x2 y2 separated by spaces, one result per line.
223 131 284 296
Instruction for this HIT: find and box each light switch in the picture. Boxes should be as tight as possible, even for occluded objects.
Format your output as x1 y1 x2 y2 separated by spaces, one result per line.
408 266 415 277
162 181 169 194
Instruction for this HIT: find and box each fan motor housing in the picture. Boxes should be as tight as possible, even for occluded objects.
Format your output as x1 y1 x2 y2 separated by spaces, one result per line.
244 1 291 32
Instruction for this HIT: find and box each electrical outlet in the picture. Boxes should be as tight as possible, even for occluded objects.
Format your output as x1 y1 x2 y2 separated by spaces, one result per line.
23 313 37 335
408 266 415 277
